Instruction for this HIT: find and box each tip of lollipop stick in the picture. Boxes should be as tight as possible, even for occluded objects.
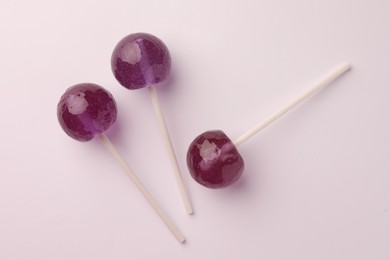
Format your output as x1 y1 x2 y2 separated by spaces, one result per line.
341 62 352 71
186 207 194 215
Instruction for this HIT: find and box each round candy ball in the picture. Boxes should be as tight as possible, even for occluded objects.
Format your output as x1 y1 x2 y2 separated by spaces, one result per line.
57 83 117 142
111 33 171 90
187 130 245 189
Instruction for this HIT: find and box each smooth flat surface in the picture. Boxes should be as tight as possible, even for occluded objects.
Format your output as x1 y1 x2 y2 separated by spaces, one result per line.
0 0 389 259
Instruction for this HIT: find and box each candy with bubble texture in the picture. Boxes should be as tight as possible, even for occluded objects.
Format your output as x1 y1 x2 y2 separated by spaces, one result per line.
111 33 171 90
187 130 245 188
57 83 117 142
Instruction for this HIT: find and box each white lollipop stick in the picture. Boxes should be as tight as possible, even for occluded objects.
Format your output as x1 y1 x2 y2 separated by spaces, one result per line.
99 133 185 243
148 85 194 215
234 62 351 146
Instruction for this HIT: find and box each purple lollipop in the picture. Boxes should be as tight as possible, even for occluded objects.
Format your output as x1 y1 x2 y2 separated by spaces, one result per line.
187 63 351 188
112 33 171 89
112 33 193 215
57 83 185 243
187 130 244 188
57 83 117 141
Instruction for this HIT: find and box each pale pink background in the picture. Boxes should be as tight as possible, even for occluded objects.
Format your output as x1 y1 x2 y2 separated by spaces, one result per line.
0 0 389 259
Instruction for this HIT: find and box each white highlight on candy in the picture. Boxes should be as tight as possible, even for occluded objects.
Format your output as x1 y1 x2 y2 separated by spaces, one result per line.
67 92 88 115
121 42 142 65
198 140 221 162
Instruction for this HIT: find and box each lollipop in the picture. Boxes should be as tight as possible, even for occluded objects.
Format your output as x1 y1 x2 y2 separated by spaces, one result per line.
111 33 194 214
57 83 185 243
187 63 351 188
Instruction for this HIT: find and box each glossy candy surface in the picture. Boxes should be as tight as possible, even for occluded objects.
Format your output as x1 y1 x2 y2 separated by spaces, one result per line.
57 83 117 142
111 33 171 89
187 130 245 188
